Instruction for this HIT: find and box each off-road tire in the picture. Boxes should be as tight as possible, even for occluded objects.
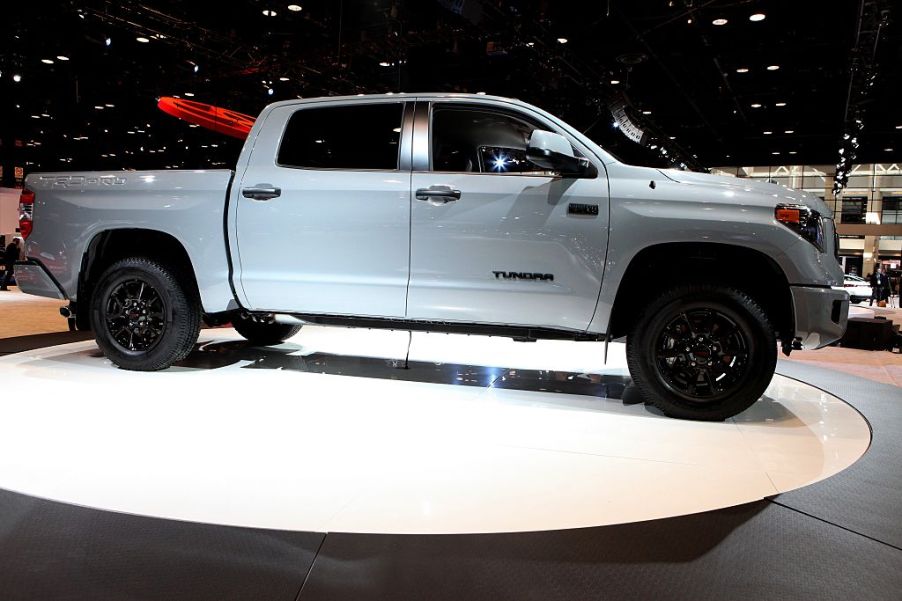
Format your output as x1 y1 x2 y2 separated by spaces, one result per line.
232 314 302 346
626 284 777 421
92 257 201 371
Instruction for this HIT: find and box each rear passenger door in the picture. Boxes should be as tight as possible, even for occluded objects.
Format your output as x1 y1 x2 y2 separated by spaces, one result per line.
234 100 413 317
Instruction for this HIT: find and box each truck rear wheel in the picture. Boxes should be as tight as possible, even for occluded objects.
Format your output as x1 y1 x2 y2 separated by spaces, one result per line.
92 257 200 371
626 284 777 421
232 314 302 346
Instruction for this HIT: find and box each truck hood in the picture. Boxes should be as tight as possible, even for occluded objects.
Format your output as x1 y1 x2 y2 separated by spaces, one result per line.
657 168 832 217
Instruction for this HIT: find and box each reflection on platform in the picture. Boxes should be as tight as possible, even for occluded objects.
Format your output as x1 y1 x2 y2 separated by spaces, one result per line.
0 327 872 535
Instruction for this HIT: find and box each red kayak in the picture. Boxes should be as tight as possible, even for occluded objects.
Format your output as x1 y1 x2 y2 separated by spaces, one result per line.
157 96 256 139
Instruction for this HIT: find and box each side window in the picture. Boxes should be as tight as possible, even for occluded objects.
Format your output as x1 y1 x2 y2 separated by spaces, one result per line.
431 106 551 174
278 103 403 170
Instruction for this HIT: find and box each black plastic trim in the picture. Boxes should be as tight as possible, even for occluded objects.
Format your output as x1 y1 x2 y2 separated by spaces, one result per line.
267 312 602 341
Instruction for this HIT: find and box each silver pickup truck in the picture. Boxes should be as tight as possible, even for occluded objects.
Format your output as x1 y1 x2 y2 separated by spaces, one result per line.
16 93 848 420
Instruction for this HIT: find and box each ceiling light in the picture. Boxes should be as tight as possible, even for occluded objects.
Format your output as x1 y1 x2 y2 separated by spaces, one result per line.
774 102 787 107
735 67 749 73
687 18 693 24
287 4 303 11
766 65 780 71
610 79 620 84
525 42 535 47
642 110 652 115
41 58 54 64
105 103 114 107
105 37 112 46
279 76 289 81
712 18 728 26
30 115 40 119
784 130 794 134
268 88 274 95
379 61 391 67
136 36 150 43
262 9 277 16
13 74 21 82
94 105 104 110
896 125 902 129
557 38 568 44
886 148 894 152
771 151 780 155
669 136 676 140
749 13 766 22
56 55 69 61
476 91 486 95
184 92 195 97
789 151 797 155
750 103 762 108
763 131 772 135
194 64 199 73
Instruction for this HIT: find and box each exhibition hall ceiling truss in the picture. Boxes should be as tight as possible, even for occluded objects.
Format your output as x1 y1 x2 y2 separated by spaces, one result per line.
0 0 899 172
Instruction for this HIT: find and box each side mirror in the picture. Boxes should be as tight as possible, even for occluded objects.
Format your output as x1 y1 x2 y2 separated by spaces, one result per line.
526 130 592 177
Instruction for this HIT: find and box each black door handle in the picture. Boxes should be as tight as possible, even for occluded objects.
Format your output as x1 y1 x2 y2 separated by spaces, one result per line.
415 186 461 203
242 185 281 200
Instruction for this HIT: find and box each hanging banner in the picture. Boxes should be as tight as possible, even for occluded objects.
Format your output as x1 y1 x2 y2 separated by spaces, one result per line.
610 101 646 145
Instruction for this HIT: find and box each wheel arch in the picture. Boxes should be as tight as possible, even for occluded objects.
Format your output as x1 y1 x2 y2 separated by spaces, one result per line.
77 228 200 329
606 242 793 341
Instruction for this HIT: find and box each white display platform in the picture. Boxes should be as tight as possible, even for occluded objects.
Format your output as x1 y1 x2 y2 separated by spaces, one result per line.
0 327 870 534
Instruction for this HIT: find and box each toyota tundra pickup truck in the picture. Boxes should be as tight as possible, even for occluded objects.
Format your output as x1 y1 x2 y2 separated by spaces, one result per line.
15 93 848 420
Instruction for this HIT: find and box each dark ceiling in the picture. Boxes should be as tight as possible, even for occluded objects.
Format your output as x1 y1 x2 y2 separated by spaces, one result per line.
0 0 899 181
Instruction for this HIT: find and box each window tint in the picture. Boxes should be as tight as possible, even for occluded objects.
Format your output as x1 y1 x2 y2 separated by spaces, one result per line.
431 107 549 174
278 103 403 170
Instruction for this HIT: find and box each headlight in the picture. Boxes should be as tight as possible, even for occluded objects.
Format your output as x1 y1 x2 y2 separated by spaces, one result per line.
775 203 824 252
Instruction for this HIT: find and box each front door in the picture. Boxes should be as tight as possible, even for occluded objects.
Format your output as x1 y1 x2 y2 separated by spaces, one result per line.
235 100 411 317
407 102 609 331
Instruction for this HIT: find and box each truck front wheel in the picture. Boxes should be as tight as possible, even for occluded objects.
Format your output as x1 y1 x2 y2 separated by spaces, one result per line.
92 257 201 371
626 284 777 421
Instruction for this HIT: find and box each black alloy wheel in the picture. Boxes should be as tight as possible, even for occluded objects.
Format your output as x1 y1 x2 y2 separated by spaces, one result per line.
626 284 777 421
104 278 166 352
654 308 749 401
92 257 201 371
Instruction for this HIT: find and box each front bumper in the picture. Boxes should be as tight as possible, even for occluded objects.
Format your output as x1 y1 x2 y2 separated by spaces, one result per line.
791 285 849 349
13 259 68 300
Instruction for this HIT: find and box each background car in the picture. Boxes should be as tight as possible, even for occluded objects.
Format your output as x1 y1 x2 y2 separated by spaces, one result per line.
841 274 873 303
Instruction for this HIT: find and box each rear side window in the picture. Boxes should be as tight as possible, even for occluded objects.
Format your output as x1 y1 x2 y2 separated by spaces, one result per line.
278 103 403 170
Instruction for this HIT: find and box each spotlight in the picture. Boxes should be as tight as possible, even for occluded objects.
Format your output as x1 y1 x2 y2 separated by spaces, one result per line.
774 102 787 107
268 88 274 95
735 67 749 73
766 65 780 71
287 4 303 11
41 58 54 64
194 64 199 73
749 13 766 22
556 38 568 44
750 103 762 108
184 92 195 97
136 36 150 43
13 74 21 82
279 76 289 81
56 55 69 61
712 18 728 26
610 79 620 84
262 9 277 16
105 37 112 46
